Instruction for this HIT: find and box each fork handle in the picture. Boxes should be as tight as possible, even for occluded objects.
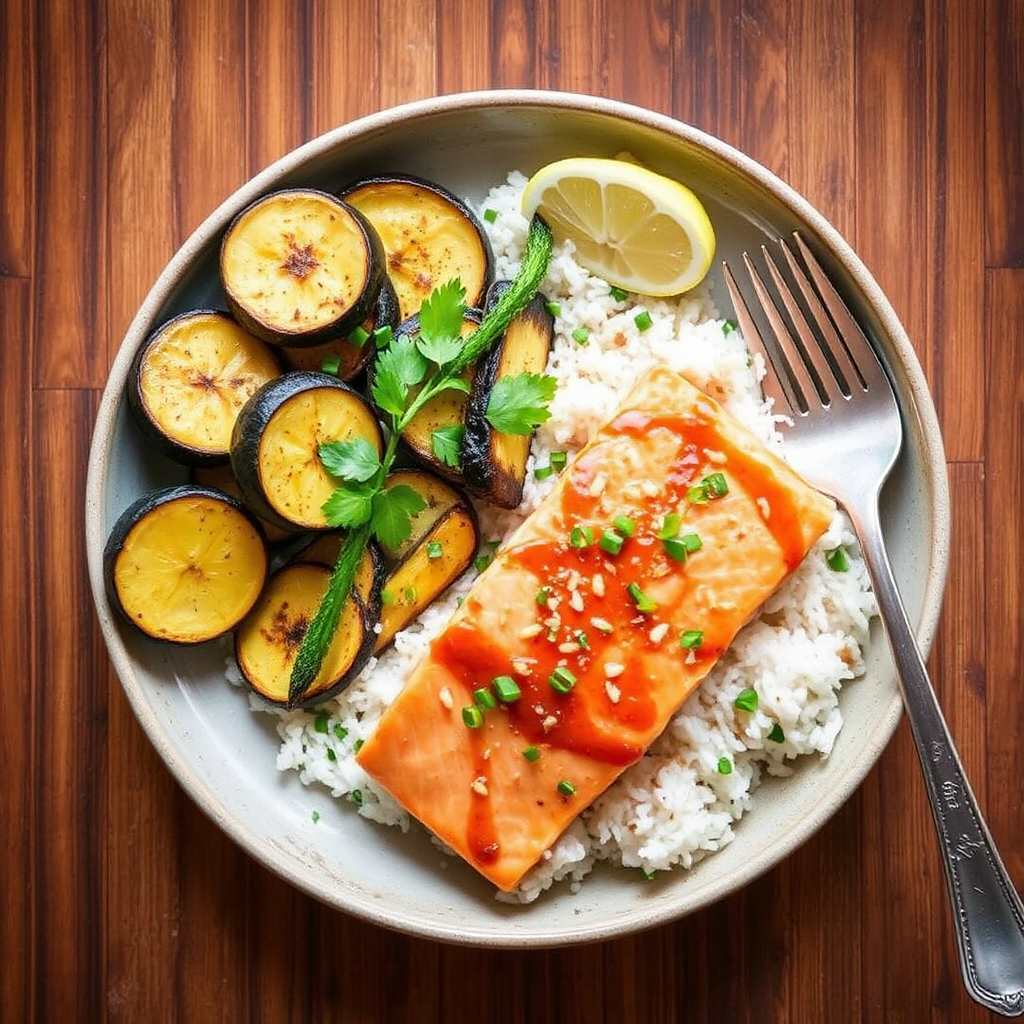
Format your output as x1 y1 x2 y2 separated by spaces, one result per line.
854 502 1024 1016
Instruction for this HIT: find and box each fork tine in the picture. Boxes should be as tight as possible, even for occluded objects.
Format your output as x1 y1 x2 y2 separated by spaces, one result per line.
742 251 821 414
791 233 888 392
722 259 795 416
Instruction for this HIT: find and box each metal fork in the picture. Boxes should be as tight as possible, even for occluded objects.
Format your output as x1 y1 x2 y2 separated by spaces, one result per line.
724 235 1024 1017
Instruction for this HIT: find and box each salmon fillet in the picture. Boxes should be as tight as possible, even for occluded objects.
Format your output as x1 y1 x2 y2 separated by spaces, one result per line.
356 366 835 891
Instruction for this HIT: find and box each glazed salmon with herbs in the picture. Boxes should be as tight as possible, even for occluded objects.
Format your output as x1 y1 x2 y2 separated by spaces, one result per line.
356 366 835 891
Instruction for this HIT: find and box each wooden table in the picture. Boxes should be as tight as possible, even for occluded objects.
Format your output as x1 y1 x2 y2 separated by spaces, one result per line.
4 1 1022 1020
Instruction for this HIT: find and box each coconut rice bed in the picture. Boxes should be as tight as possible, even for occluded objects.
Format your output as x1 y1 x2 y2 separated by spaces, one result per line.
238 171 877 903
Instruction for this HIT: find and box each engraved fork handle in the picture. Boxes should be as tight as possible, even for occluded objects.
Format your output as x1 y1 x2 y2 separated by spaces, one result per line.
850 497 1024 1016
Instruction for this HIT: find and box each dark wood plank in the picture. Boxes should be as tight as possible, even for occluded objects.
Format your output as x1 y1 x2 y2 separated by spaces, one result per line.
0 0 33 276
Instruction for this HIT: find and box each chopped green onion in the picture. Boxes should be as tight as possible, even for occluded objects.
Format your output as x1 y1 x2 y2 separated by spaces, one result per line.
575 630 589 649
826 548 850 572
627 582 657 613
462 705 485 729
493 675 522 703
474 686 498 710
522 745 541 762
372 324 394 349
722 318 738 335
483 207 498 223
533 464 554 481
767 723 785 743
609 285 629 301
717 756 733 775
535 587 550 606
662 536 691 562
569 525 594 548
679 629 704 650
549 666 577 693
572 327 590 345
640 867 657 880
353 739 364 753
556 779 577 797
549 451 568 471
380 588 396 605
634 309 653 332
351 789 363 806
657 512 681 539
734 688 758 712
314 713 330 734
545 300 562 318
473 554 492 573
680 532 702 553
333 724 348 741
348 325 370 349
600 528 625 555
613 515 636 537
704 472 729 497
426 540 443 560
686 484 709 504
403 584 417 602
311 810 321 823
320 353 341 375
326 747 337 762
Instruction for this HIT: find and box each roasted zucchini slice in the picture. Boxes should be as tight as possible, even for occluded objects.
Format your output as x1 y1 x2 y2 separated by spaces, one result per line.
127 310 282 465
220 188 386 347
103 484 269 644
369 308 481 481
291 531 386 609
191 462 296 546
230 370 384 531
279 274 400 380
340 174 494 322
372 470 479 651
234 562 376 707
462 283 555 508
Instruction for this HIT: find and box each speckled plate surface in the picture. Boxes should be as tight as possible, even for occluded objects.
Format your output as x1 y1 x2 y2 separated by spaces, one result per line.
86 90 949 947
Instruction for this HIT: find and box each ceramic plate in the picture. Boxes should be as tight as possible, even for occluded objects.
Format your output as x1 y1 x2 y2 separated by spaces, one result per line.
86 90 949 946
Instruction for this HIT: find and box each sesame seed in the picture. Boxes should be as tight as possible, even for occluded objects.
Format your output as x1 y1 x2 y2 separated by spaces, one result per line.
604 662 625 678
591 616 614 633
648 622 670 644
589 472 608 497
547 595 561 611
512 659 532 676
757 496 771 520
558 642 578 654
592 573 606 597
439 686 453 709
567 570 581 591
569 590 585 613
542 715 557 733
703 448 728 464
605 681 621 703
544 614 561 631
470 777 489 797
641 480 659 498
519 623 543 639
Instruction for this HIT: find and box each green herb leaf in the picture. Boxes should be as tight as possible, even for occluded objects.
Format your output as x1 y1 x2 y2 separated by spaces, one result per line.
431 423 465 468
485 372 557 435
370 483 427 549
372 335 429 416
322 484 374 529
319 437 382 484
418 278 467 351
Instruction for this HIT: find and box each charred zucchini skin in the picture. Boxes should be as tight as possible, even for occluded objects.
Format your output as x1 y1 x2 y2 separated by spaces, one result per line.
230 370 384 532
103 484 269 644
339 173 494 322
279 274 400 380
462 283 555 508
290 531 387 613
368 308 482 482
219 188 387 348
127 309 283 467
234 562 377 708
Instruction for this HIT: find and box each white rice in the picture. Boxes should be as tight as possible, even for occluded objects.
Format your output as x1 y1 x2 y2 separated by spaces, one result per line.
242 171 877 903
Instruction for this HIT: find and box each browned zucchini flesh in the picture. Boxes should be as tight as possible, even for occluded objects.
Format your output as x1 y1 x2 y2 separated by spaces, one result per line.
234 562 375 707
230 371 384 531
279 274 400 380
191 461 295 546
368 309 481 481
339 174 493 322
103 484 269 644
127 310 281 465
220 188 385 346
372 470 479 651
462 283 555 508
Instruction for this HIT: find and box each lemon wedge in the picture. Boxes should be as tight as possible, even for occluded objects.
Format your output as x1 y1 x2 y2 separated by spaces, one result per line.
521 157 716 296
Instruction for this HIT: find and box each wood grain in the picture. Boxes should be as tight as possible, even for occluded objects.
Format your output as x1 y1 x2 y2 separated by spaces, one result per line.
4 1 1022 1021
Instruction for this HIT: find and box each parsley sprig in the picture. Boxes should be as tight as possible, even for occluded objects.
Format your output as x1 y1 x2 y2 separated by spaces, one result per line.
287 215 555 704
